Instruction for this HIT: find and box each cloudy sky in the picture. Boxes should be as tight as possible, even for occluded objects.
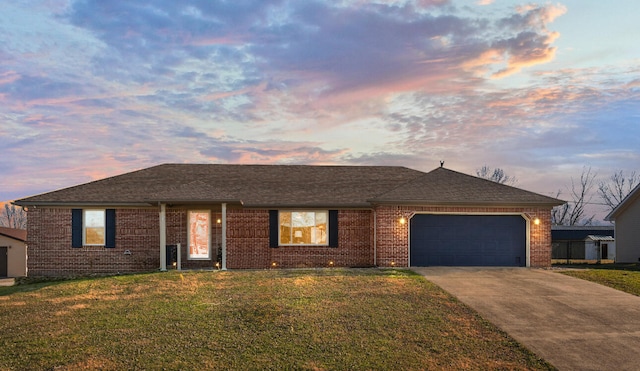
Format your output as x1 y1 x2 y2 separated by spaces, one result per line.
1 0 638 221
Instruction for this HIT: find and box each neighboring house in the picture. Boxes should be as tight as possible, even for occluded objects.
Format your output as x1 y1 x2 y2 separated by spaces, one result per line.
606 183 640 263
551 226 615 261
14 164 563 276
0 227 27 277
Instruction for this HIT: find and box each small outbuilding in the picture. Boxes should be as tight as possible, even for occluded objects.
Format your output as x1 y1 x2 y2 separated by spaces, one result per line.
0 227 27 277
551 226 614 261
584 235 615 261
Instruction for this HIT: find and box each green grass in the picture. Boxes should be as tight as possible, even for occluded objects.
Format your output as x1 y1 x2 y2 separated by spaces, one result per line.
0 269 553 370
559 263 640 296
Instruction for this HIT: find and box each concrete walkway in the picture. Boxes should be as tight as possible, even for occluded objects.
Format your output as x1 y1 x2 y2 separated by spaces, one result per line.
412 267 640 371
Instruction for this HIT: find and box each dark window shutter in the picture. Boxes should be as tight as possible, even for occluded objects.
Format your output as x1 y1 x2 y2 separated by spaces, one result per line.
269 210 279 248
105 209 116 248
329 210 338 248
72 209 83 248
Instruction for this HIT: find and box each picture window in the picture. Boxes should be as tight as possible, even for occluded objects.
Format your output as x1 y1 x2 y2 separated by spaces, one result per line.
279 211 328 246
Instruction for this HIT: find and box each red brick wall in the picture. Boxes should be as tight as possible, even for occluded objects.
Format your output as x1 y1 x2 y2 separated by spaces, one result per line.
26 205 552 276
375 205 553 268
27 208 161 276
226 209 374 269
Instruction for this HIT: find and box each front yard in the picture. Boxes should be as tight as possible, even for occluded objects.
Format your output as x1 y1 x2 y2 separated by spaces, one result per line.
559 263 640 296
0 269 552 370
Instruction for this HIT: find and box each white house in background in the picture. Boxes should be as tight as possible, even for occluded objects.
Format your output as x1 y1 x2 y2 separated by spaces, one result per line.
584 235 615 261
606 183 640 263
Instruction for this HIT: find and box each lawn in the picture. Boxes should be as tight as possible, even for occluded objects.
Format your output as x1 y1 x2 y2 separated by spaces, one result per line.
0 269 553 370
559 263 640 296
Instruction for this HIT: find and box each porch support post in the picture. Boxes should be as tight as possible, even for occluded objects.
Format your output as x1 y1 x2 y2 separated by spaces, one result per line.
221 203 227 270
176 243 182 271
160 203 167 272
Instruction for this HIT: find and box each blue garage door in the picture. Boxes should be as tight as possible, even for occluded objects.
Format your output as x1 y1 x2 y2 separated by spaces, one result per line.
410 214 526 267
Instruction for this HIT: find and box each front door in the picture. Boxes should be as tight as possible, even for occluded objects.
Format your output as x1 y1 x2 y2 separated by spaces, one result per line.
0 247 7 277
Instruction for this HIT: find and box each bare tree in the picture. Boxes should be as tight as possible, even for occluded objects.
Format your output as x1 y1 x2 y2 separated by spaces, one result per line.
0 203 27 229
476 165 517 185
551 166 596 226
598 170 639 212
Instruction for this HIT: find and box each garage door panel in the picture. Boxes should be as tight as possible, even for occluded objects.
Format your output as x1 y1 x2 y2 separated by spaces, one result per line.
410 214 526 267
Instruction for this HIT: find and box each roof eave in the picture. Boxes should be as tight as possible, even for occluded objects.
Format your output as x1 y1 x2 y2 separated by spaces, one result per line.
606 185 640 221
14 201 155 208
368 200 564 208
15 200 246 208
145 199 244 206
242 202 374 209
0 233 26 242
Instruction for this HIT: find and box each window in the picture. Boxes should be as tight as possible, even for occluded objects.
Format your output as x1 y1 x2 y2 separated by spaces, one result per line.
188 210 211 259
72 209 115 248
279 211 328 246
84 209 105 246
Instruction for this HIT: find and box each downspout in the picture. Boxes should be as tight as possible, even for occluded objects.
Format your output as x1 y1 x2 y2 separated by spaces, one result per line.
221 203 227 270
159 203 167 272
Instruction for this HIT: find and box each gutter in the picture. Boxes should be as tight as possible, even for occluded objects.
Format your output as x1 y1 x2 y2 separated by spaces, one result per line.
367 200 566 208
12 201 153 208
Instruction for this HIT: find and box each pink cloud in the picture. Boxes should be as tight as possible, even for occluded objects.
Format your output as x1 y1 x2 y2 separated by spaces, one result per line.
0 71 20 85
463 4 566 79
492 33 560 79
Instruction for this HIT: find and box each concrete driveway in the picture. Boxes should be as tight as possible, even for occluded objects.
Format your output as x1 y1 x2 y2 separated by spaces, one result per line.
412 267 640 371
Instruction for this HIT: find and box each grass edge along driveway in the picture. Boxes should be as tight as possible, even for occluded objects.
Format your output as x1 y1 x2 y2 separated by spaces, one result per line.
0 269 554 370
559 263 640 297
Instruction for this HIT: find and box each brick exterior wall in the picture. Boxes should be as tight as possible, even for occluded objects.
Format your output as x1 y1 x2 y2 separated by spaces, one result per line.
226 209 374 269
27 208 161 276
375 205 552 268
26 207 226 276
27 204 552 276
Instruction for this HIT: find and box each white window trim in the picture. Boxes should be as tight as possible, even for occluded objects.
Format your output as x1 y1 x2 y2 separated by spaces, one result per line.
188 210 211 260
278 210 329 247
83 209 106 246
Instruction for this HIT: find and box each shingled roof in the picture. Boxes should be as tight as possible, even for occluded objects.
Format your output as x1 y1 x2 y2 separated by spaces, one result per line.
15 164 424 208
14 164 563 208
371 167 564 206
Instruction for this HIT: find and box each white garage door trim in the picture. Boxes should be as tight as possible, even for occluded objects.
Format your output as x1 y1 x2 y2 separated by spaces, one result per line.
408 212 532 267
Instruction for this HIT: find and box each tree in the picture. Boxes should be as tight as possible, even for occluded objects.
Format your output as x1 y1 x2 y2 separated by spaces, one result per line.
551 166 596 226
598 170 639 212
0 203 27 229
476 165 517 185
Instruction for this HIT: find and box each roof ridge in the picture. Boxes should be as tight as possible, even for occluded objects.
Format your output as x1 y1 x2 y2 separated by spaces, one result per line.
430 167 565 201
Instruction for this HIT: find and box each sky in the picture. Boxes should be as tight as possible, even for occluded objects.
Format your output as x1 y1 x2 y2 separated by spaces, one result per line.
1 0 639 222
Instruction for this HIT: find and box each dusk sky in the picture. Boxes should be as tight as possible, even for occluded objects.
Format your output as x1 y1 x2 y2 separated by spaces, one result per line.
1 0 639 222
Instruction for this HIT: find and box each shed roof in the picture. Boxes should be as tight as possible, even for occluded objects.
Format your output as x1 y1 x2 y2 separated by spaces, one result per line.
585 235 614 242
0 227 27 242
14 164 563 208
551 226 615 240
